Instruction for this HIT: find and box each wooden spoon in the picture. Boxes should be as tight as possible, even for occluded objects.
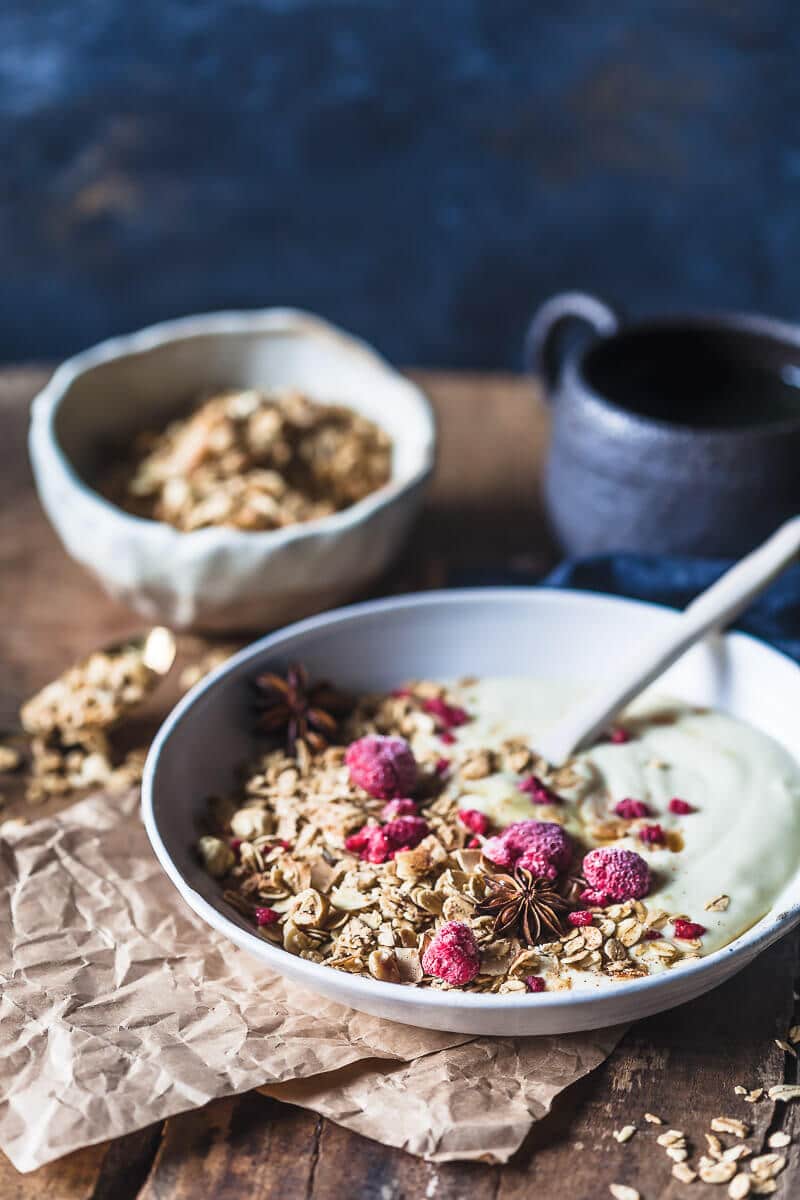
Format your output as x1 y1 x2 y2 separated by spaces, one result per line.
538 517 800 766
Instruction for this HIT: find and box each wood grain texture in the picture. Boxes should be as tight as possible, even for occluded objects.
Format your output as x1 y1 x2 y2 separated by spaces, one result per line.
1 367 798 1198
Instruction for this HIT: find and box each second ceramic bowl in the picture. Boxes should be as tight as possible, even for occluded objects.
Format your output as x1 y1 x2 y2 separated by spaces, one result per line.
29 309 436 631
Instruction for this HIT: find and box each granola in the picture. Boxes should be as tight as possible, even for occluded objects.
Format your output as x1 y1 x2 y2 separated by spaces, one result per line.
15 628 174 804
196 672 762 994
109 387 392 532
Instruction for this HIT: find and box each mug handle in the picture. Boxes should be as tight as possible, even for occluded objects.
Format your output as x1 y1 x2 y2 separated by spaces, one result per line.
524 291 620 396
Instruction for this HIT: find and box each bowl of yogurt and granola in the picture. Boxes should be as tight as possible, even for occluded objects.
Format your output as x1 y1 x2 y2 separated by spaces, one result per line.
142 589 800 1034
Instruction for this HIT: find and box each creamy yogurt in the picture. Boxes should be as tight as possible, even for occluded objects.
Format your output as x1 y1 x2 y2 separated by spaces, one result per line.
439 678 800 957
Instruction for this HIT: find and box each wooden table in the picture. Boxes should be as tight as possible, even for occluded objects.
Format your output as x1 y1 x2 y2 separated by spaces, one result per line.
1 367 799 1199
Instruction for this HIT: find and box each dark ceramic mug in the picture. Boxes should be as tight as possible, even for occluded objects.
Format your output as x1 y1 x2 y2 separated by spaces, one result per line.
526 292 800 557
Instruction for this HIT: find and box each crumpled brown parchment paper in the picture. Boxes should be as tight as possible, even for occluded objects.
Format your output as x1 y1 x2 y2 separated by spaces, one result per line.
0 789 626 1173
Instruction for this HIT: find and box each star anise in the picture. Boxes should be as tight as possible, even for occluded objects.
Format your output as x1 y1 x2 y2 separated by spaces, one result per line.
476 867 573 945
253 663 350 754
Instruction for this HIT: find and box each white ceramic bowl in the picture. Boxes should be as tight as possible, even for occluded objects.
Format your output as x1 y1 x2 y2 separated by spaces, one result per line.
142 588 800 1035
29 310 435 631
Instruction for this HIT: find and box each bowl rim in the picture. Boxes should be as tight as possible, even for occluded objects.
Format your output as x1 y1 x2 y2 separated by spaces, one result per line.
29 307 437 551
141 586 800 1017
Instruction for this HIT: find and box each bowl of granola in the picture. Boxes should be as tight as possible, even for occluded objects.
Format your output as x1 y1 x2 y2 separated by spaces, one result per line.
29 309 435 630
142 588 800 1035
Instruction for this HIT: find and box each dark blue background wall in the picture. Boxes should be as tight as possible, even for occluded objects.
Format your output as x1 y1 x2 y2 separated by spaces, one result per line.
2 1 799 367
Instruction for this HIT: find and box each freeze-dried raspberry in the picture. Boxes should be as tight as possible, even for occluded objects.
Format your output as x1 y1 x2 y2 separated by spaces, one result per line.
582 846 651 904
345 815 430 863
673 918 706 940
518 774 562 805
434 757 451 775
483 819 573 880
525 976 546 993
421 921 480 985
345 735 418 799
668 797 695 815
643 928 662 941
439 730 457 745
638 823 666 846
381 798 417 820
458 808 489 835
467 837 481 849
230 838 243 857
345 824 392 863
422 697 471 729
383 815 429 849
614 798 651 820
609 727 631 744
255 906 279 926
567 910 594 927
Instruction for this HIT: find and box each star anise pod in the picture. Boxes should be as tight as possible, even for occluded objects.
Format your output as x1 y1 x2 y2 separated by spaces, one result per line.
476 867 572 945
253 663 350 754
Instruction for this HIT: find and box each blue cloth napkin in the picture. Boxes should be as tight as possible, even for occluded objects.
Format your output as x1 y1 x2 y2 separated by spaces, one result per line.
544 555 800 665
452 557 800 665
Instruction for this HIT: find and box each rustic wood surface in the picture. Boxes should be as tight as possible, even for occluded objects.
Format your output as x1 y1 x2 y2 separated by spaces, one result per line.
1 367 799 1199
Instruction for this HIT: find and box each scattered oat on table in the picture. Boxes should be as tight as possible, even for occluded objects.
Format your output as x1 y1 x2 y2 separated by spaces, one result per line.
728 1174 752 1198
711 1116 750 1138
0 744 21 772
609 1186 640 1200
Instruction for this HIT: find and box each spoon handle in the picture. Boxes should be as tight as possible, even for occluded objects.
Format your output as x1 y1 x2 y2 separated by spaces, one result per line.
539 517 800 766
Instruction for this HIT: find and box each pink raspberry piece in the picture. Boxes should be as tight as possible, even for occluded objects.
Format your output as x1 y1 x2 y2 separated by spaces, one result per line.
422 697 471 729
525 976 546 993
483 819 573 881
458 808 490 835
467 836 481 849
518 774 562 805
345 815 429 863
345 824 392 863
643 928 662 941
673 918 706 940
439 730 457 745
609 727 631 744
381 798 418 820
614 798 651 820
668 797 695 815
435 757 451 775
255 906 279 926
422 921 481 985
567 910 594 927
383 815 429 849
639 823 666 846
582 846 651 904
346 735 418 799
